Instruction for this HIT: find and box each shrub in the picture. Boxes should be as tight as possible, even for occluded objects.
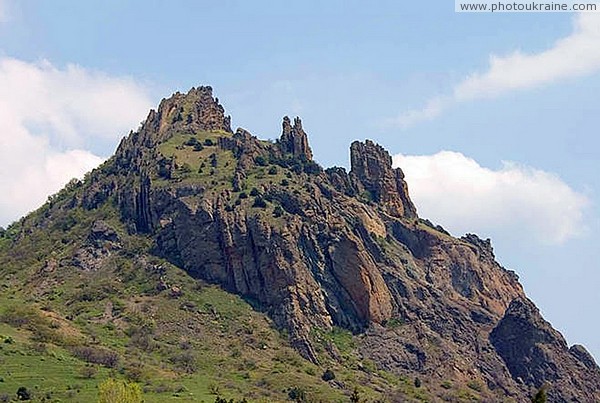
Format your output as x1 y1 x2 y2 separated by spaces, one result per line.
254 155 268 166
16 387 31 401
70 346 119 368
170 351 198 373
268 166 278 175
532 386 548 403
203 138 214 146
193 143 204 151
273 206 284 218
184 137 198 146
249 187 260 197
280 179 290 187
98 378 142 403
303 161 322 174
210 153 218 167
321 369 335 381
414 377 421 388
287 387 306 402
252 197 267 208
467 380 482 392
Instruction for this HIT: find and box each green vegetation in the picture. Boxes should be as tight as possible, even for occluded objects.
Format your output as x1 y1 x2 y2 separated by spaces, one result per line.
0 128 508 402
0 196 389 402
98 378 142 403
531 385 548 403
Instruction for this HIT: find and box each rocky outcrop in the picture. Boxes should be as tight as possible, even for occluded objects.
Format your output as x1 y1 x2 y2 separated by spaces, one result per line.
72 220 121 271
490 298 600 401
61 86 600 400
278 116 313 160
350 140 417 219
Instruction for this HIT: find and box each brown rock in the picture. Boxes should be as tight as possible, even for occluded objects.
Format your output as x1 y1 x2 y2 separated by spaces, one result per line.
350 140 417 218
278 116 313 160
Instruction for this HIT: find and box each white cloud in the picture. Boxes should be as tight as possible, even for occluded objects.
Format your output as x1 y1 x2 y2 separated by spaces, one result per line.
0 57 153 227
392 151 590 244
391 13 600 128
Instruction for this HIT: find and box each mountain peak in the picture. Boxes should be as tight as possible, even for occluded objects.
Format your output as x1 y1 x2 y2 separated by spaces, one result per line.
148 86 232 139
6 85 599 402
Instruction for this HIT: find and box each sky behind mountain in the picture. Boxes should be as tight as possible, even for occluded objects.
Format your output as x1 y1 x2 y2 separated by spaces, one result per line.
1 0 599 360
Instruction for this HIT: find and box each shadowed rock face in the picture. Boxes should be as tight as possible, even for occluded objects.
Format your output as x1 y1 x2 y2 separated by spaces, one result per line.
62 87 599 401
490 298 600 402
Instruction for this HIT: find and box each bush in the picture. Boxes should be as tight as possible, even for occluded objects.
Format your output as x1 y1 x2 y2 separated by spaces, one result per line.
273 206 284 218
303 161 322 174
280 179 290 187
532 386 548 403
70 346 119 368
184 137 198 146
209 153 218 167
254 155 268 166
239 192 248 199
321 369 335 381
193 143 204 151
287 387 306 402
16 387 31 401
170 351 198 373
268 166 278 175
203 138 214 146
249 188 260 197
252 197 267 208
98 378 142 403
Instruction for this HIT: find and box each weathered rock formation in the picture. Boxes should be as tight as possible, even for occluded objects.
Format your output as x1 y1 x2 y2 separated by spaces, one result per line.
350 140 417 219
279 116 313 160
17 86 599 401
491 298 600 402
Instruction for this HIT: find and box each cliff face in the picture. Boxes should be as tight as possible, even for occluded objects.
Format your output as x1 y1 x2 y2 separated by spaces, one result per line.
12 87 599 401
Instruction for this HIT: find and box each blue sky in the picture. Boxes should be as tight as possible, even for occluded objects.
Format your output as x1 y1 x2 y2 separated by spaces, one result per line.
1 1 599 360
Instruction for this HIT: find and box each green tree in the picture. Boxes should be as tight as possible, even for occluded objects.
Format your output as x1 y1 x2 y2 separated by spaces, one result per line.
97 378 142 403
531 385 547 403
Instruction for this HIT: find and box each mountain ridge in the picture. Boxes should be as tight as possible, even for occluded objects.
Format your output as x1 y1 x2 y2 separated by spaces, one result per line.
1 85 598 402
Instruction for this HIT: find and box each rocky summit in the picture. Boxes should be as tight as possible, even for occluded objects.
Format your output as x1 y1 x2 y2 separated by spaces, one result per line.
1 86 598 402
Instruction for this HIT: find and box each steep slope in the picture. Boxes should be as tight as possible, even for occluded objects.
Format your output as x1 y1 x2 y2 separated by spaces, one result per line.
1 86 598 402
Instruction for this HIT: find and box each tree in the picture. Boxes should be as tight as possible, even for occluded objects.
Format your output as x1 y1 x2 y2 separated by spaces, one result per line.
531 385 548 403
97 378 142 403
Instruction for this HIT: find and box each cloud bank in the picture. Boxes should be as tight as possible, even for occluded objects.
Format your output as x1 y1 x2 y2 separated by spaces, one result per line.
0 57 153 227
393 151 589 244
391 13 600 128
